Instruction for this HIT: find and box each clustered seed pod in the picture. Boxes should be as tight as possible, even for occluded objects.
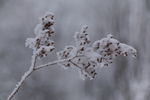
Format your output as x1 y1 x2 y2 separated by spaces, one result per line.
26 12 55 59
75 57 97 80
93 34 137 66
58 26 97 80
57 26 137 80
25 12 137 80
74 25 90 54
57 46 77 69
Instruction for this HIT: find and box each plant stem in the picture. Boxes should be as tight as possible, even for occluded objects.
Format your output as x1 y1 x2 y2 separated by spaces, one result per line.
7 55 37 100
7 56 77 100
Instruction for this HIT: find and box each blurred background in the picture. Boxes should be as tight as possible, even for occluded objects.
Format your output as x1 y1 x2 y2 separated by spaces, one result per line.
0 0 150 100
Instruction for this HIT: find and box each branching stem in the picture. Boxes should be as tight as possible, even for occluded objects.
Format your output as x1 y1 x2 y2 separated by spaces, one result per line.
7 55 37 100
7 55 78 100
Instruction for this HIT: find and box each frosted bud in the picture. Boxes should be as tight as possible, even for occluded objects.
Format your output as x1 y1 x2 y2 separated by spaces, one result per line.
106 34 113 38
41 12 54 25
80 25 88 33
26 11 55 58
119 43 137 58
57 46 77 69
34 12 55 36
44 12 54 19
74 25 91 55
35 46 55 58
80 61 97 80
92 34 137 67
71 55 97 80
93 34 119 55
74 25 90 46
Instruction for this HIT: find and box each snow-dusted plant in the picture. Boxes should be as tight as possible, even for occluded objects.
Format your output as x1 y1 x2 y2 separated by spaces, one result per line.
7 12 137 100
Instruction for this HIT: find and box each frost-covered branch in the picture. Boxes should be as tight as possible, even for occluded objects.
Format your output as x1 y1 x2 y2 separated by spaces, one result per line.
7 11 137 100
7 55 37 100
34 56 77 70
7 11 56 100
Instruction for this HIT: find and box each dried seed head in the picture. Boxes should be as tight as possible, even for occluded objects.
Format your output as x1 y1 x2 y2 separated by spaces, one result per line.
26 12 55 59
57 46 77 69
57 31 136 80
92 34 137 67
74 25 90 47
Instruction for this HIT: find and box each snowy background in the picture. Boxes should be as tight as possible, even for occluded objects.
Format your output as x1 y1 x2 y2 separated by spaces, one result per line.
0 0 150 100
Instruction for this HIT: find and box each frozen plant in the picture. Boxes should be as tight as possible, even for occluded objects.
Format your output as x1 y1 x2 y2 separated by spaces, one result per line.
7 11 137 100
25 12 55 58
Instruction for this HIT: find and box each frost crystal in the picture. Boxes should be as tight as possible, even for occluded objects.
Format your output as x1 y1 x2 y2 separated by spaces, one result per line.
57 26 137 80
26 12 55 59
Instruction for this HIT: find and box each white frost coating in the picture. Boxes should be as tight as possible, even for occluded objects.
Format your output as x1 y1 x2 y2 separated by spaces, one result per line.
74 25 90 48
8 12 137 100
44 11 54 18
58 32 137 80
26 11 55 59
34 24 43 35
25 38 35 50
27 22 137 80
93 34 137 67
84 47 102 65
119 43 137 58
35 46 55 58
57 26 97 79
57 45 77 69
10 11 56 99
7 55 37 100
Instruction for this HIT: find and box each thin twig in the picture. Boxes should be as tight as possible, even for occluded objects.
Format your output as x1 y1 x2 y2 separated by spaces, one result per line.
7 55 78 100
7 55 37 100
34 57 73 70
69 60 82 69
